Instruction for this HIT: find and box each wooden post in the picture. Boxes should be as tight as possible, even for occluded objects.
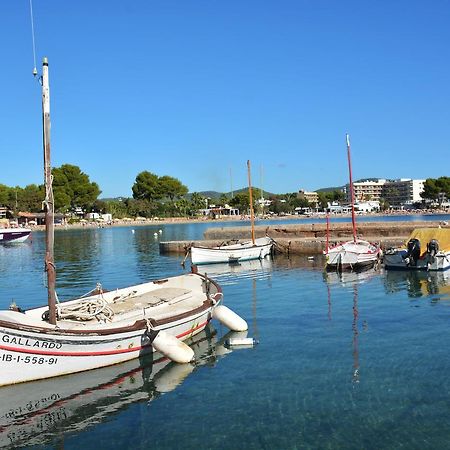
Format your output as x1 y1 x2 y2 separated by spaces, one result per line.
42 57 57 325
247 160 255 245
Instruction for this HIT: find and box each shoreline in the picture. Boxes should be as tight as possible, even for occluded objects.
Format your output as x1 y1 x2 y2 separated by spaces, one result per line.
22 210 449 232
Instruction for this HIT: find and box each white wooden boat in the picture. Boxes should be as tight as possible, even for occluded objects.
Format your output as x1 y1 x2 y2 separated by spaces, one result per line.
384 228 450 271
325 239 381 271
191 160 273 265
191 236 273 265
0 58 247 387
0 325 241 448
0 227 31 244
324 135 381 271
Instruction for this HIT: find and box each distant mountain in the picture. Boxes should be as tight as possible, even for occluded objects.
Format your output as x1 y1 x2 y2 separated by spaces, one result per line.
316 186 345 193
188 187 277 199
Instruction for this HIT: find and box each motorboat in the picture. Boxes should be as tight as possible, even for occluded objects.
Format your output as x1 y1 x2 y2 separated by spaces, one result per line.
384 228 450 271
0 227 31 244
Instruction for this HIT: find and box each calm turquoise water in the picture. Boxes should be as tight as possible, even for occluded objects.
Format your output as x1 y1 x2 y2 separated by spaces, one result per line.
1 216 450 449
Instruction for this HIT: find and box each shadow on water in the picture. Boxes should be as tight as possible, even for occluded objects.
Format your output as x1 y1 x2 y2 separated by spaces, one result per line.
0 324 241 449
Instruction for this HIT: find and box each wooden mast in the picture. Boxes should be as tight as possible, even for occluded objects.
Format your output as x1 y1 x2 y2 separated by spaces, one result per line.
247 160 256 245
42 57 57 324
346 134 357 243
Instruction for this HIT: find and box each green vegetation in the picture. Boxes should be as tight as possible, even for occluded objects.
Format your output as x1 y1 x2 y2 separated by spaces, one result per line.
421 177 450 206
0 171 448 219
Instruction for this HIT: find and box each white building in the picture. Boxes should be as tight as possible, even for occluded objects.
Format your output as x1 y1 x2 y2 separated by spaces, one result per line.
382 179 425 206
346 178 425 207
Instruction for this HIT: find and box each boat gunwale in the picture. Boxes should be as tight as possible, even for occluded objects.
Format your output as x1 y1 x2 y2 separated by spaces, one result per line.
0 274 222 336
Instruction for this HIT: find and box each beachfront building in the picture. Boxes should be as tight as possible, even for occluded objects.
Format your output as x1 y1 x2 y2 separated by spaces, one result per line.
346 178 425 209
381 179 425 207
346 179 386 203
297 189 319 208
198 205 239 219
355 200 380 212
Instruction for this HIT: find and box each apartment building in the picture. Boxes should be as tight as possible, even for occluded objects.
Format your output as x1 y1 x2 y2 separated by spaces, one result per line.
346 180 386 202
382 179 425 206
297 189 319 207
345 179 425 207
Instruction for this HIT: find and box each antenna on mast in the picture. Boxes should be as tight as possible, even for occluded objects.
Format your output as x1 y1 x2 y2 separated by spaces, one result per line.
29 0 38 77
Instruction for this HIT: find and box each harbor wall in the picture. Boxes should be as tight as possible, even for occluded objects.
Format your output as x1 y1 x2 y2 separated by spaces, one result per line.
159 221 445 255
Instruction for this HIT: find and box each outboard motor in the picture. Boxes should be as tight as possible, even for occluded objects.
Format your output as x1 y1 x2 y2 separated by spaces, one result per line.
427 239 439 257
404 238 421 266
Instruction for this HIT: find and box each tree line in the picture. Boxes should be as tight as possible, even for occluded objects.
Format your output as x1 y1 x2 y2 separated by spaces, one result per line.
0 166 448 219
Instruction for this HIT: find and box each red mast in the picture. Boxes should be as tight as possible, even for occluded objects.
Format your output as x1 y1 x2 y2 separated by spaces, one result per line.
346 134 357 243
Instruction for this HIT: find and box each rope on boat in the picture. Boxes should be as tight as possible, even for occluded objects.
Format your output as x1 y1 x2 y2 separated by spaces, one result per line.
55 284 115 322
56 297 115 322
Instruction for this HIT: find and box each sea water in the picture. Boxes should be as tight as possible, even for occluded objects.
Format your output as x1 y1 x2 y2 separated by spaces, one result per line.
0 216 449 449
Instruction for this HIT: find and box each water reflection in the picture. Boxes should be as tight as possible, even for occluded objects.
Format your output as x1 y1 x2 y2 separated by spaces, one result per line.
384 269 450 299
55 230 104 294
194 257 274 285
323 267 377 385
0 324 239 449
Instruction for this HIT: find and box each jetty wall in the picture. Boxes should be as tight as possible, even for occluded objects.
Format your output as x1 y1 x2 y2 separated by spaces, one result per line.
159 221 445 255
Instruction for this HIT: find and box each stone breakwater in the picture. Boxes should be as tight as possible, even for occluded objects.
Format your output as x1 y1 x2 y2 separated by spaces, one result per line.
159 221 446 255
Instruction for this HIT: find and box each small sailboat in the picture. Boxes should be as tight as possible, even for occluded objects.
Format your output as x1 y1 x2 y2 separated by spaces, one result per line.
190 160 273 265
0 58 247 387
324 134 381 271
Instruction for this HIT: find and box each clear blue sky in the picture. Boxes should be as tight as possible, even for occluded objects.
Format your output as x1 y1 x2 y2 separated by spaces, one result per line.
1 1 449 198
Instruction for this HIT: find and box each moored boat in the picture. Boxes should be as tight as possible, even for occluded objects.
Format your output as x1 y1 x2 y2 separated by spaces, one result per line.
384 228 450 271
324 134 381 271
191 235 273 265
0 227 31 244
0 58 248 387
0 325 240 448
190 160 273 265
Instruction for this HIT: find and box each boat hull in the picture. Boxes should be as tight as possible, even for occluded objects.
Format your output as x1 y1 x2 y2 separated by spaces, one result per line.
191 237 273 265
384 250 450 271
0 228 31 244
0 312 212 386
325 240 381 271
0 273 222 386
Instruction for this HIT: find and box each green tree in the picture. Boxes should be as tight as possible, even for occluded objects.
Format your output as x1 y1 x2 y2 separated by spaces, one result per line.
52 164 101 212
158 176 188 201
0 184 12 207
125 198 154 218
132 171 161 202
104 199 128 218
230 192 249 212
421 177 450 206
20 184 45 212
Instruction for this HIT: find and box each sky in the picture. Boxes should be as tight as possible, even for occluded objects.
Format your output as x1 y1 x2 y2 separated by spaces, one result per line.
1 1 449 198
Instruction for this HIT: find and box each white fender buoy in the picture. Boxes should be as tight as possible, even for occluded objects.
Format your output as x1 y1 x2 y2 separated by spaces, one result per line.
225 337 258 347
215 330 248 357
152 330 194 363
159 229 163 233
154 361 195 393
212 305 248 332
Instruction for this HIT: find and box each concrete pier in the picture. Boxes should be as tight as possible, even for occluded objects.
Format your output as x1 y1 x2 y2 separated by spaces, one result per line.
159 221 445 255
